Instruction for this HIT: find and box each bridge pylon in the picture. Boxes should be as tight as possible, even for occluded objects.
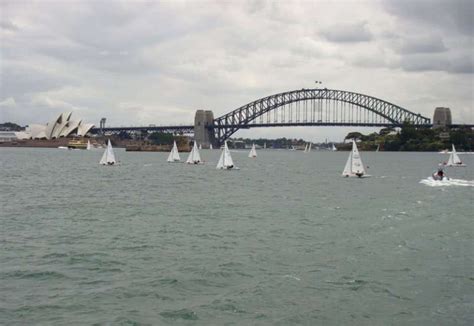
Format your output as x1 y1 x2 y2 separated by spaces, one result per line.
194 110 215 148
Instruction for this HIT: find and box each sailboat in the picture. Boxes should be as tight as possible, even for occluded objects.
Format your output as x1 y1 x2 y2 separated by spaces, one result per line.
86 140 91 150
332 144 337 151
248 143 257 158
342 140 370 178
167 141 181 162
99 139 117 165
210 144 213 150
186 142 202 164
304 143 311 153
199 144 202 150
216 141 237 170
263 142 267 149
375 144 380 152
444 144 466 167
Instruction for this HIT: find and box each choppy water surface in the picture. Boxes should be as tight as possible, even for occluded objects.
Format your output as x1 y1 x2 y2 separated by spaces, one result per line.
1 148 473 325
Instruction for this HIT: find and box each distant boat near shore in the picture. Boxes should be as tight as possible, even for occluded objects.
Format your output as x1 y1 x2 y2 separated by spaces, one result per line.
443 144 466 167
248 143 257 158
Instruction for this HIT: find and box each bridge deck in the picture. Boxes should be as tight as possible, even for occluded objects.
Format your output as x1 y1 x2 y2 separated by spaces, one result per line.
92 123 472 133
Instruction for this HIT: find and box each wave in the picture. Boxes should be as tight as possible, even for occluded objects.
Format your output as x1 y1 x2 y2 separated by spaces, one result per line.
419 178 474 187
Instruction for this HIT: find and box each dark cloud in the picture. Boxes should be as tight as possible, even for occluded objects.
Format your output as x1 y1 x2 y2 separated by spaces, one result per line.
321 22 372 43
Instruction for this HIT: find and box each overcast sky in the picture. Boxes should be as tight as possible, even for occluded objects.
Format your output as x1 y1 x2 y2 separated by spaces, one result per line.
1 0 472 141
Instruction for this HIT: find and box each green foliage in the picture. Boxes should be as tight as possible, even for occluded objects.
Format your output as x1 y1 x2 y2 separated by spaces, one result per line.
347 124 474 151
148 132 174 145
344 132 364 140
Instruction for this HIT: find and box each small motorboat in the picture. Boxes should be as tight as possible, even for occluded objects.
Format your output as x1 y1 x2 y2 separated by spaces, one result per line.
432 168 448 181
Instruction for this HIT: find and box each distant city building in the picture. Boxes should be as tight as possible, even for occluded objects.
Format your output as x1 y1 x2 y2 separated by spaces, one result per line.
19 112 95 140
432 107 452 128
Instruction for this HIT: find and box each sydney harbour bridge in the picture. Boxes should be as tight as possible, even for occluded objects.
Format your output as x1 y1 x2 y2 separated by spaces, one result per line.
91 88 469 146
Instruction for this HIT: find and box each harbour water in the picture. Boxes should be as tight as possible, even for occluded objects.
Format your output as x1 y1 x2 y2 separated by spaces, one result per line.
1 148 473 325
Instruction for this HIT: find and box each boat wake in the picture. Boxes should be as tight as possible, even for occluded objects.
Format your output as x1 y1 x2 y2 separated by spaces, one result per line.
419 178 474 187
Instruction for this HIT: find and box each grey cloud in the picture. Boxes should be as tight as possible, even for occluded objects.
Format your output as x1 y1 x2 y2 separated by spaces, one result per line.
398 53 473 74
399 54 449 72
449 56 474 74
321 22 373 43
0 20 18 31
397 35 448 54
0 63 77 100
383 0 474 36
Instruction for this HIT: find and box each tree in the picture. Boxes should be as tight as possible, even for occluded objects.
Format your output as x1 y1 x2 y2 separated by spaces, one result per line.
399 121 417 144
148 132 174 145
345 132 364 141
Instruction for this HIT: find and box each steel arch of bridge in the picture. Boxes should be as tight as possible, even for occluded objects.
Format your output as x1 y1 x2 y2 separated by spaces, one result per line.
212 88 431 144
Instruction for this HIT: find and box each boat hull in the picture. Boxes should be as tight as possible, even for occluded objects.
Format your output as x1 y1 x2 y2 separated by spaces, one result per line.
431 173 448 181
342 174 371 178
445 164 466 167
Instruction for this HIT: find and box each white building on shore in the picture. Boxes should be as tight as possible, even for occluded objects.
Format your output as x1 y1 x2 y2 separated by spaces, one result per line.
17 112 95 140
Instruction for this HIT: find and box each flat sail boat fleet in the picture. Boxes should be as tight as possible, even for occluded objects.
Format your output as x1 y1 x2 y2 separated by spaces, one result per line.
342 140 369 178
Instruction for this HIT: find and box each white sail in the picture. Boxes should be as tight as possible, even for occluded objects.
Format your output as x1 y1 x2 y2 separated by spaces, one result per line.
248 143 257 158
264 142 266 149
332 144 337 151
342 152 352 176
303 144 308 153
308 143 311 152
86 140 91 150
216 148 224 169
186 143 202 164
216 141 234 169
350 140 365 174
194 144 202 162
186 145 194 164
199 144 202 150
100 139 116 165
167 141 180 162
342 140 366 177
447 144 464 166
210 144 213 150
376 144 380 152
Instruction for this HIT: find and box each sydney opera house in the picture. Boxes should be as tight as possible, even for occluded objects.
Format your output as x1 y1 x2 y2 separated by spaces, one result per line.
20 112 94 139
